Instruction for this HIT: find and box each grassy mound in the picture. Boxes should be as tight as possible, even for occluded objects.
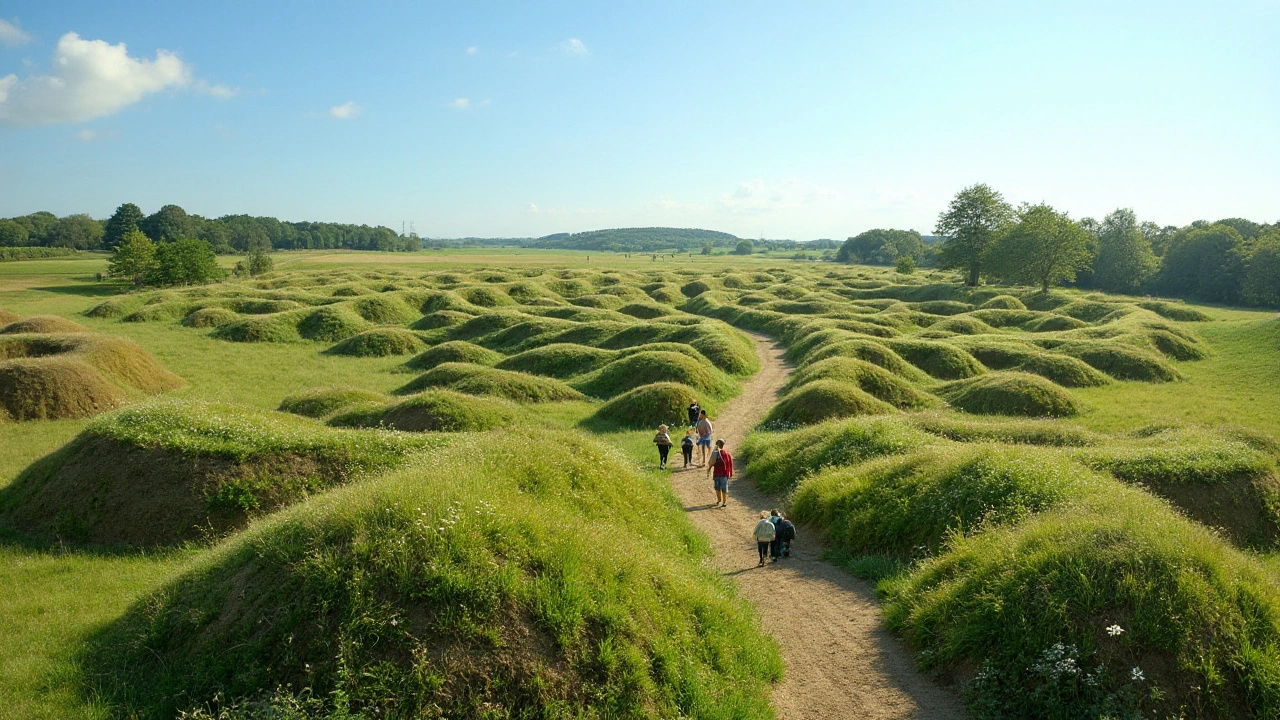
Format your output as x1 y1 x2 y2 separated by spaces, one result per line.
1054 341 1181 382
0 308 20 324
1137 300 1211 322
0 333 182 421
83 430 779 719
86 296 144 319
494 343 616 378
410 309 474 329
350 295 419 324
573 350 737 399
763 379 895 427
1 315 91 334
399 362 585 403
211 314 303 343
331 390 519 432
978 294 1027 310
961 342 1112 387
791 445 1096 558
0 400 437 546
1022 313 1089 332
591 381 701 429
617 301 674 319
457 285 516 307
297 306 371 342
884 339 984 380
1145 329 1209 360
940 371 1081 417
799 338 926 380
405 340 502 371
910 413 1102 447
327 328 426 357
785 357 937 409
278 386 388 419
740 415 932 491
928 315 996 335
181 307 240 328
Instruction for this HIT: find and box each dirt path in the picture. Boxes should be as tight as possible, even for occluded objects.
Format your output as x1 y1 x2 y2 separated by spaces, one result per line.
668 333 964 719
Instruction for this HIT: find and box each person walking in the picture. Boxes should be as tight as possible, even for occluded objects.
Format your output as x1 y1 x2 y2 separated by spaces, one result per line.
680 429 695 468
653 424 673 469
753 511 777 567
706 438 733 508
687 401 701 428
775 512 796 558
695 410 713 466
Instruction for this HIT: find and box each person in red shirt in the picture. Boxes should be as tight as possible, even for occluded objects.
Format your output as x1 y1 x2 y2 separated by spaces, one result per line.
705 438 733 508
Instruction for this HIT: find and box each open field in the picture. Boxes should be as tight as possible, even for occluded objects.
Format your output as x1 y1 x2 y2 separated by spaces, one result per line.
2 250 1280 719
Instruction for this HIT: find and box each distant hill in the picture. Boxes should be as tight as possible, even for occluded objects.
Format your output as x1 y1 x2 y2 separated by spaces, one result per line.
528 227 739 252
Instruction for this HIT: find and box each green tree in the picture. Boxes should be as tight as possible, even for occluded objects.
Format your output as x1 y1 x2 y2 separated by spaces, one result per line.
145 239 226 286
1243 236 1280 307
734 239 754 255
895 255 917 274
837 229 925 265
140 204 192 242
46 214 105 250
1092 208 1157 293
987 203 1093 293
235 248 274 277
935 183 1014 286
1158 224 1246 303
108 229 158 285
0 218 30 247
13 211 57 244
103 203 144 249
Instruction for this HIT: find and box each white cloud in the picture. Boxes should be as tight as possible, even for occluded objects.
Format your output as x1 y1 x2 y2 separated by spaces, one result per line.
718 178 839 215
328 101 362 119
448 97 470 109
557 38 589 56
0 18 32 47
75 128 118 141
0 32 190 125
194 80 239 99
466 46 479 55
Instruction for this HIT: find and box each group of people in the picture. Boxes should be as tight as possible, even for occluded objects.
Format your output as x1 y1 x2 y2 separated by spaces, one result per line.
651 401 797 567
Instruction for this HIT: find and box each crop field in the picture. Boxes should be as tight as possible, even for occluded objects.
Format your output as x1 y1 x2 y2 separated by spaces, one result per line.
2 250 1280 719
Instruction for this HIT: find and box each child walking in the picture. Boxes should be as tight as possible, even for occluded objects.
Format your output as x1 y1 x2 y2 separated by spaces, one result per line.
653 424 673 469
753 511 777 567
680 429 695 468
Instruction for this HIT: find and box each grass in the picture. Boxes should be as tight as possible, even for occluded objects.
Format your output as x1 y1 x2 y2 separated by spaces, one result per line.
572 350 738 400
398 362 587 402
326 327 426 357
590 381 701 430
938 371 1082 418
763 378 895 427
330 389 520 432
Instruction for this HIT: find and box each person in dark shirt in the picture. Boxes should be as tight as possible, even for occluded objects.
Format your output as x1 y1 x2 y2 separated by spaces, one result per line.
687 401 701 427
653 424 672 469
680 429 695 468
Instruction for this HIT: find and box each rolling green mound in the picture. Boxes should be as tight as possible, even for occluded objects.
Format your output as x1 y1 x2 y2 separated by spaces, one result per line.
211 313 305 343
882 339 985 380
591 381 701 429
297 305 372 342
1050 341 1181 382
278 385 388 419
764 378 895 427
784 356 937 409
181 306 240 328
84 430 779 719
572 350 737 400
406 340 502 371
0 400 438 547
939 371 1081 417
399 362 585 402
494 343 617 378
330 389 519 432
327 327 426 357
2 314 91 334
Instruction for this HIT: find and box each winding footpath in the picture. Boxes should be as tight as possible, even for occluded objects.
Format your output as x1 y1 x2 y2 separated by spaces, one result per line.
668 333 964 719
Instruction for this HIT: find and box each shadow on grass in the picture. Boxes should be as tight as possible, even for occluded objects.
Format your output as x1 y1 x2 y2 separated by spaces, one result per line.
34 282 127 298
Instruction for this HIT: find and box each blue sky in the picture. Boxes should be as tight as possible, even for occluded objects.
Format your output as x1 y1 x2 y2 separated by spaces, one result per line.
0 1 1276 239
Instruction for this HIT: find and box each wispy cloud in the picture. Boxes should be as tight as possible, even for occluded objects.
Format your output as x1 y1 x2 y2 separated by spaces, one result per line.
556 38 589 56
718 178 839 215
75 128 119 141
194 80 239 99
0 32 190 125
466 46 479 55
0 18 31 48
447 97 490 110
328 101 362 119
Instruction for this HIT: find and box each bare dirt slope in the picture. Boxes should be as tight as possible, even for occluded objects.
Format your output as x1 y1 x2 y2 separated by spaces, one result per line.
668 333 964 719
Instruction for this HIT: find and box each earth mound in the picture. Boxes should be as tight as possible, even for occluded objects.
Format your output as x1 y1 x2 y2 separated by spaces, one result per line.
278 386 387 419
406 340 502 371
327 328 425 357
573 350 736 399
330 390 518 432
764 378 895 427
940 371 1081 417
398 362 585 403
591 381 700 429
1 315 91 334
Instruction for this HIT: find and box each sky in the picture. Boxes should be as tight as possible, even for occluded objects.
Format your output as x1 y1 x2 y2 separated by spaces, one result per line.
0 1 1277 239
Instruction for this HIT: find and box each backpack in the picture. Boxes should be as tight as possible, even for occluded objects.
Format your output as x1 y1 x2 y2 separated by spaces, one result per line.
777 519 796 542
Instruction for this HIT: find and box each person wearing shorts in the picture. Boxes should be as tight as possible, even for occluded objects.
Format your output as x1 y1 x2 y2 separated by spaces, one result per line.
695 410 713 466
706 438 733 508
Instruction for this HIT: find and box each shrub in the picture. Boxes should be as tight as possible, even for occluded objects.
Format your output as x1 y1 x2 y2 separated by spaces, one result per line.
939 372 1081 417
591 381 701 429
278 386 388 419
405 340 502 371
398 362 585 403
296 306 371 342
784 356 937 409
1053 341 1181 382
883 339 984 379
495 343 616 378
763 379 895 427
574 350 737 400
331 390 518 432
327 328 425 357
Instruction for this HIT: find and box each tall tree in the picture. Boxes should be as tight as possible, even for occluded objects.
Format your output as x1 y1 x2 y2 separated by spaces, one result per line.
12 211 57 244
140 204 192 242
46 214 105 250
986 203 1093 293
107 229 158 285
103 203 144 249
1158 224 1246 303
1092 208 1158 293
935 184 1014 286
1243 231 1280 307
837 229 925 265
145 239 225 286
0 218 30 247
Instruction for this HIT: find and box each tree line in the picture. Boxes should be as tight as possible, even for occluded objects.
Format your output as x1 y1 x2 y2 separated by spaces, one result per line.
838 184 1280 307
0 204 421 253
